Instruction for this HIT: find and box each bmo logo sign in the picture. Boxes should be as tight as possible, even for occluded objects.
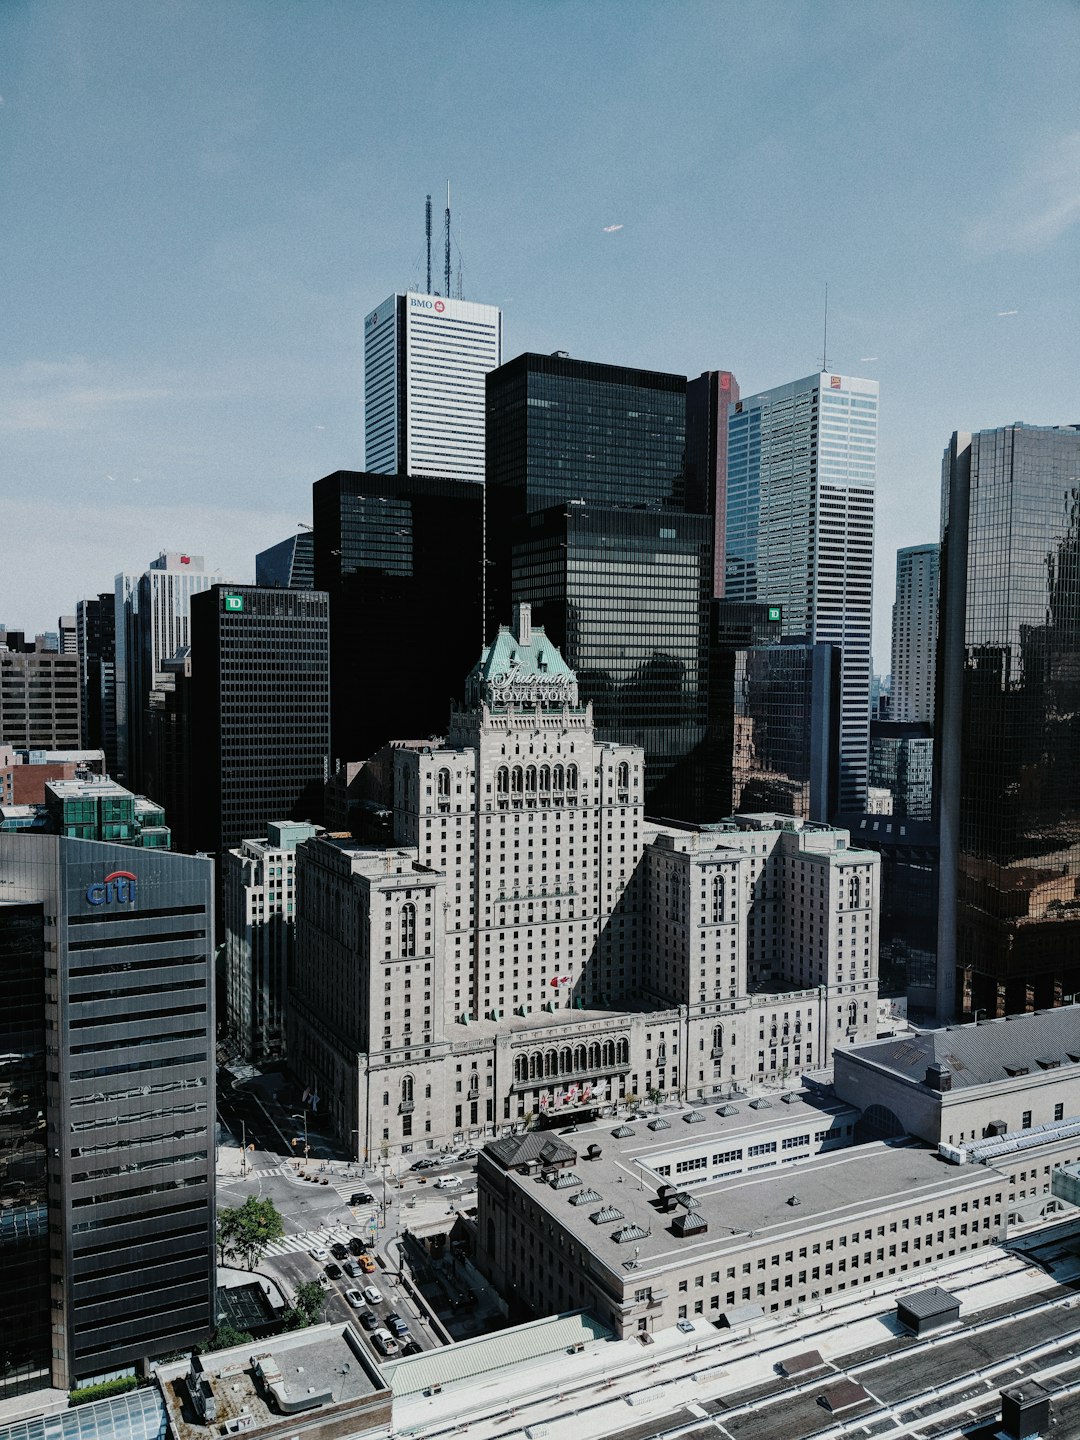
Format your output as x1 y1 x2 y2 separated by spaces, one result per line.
411 297 446 313
86 870 138 907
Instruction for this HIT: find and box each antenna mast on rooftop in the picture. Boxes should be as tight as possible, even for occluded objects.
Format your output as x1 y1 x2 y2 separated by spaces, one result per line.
821 283 829 373
444 181 452 299
425 194 433 294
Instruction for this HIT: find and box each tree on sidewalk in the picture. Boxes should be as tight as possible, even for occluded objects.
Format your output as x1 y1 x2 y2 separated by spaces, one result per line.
216 1195 285 1270
283 1279 327 1330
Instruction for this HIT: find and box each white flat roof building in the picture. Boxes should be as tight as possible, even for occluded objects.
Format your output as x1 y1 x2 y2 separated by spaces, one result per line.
363 291 502 482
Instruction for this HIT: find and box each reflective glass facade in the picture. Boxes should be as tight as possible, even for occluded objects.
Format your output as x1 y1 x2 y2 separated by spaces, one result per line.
0 902 49 1399
312 471 484 762
937 425 1080 1019
511 505 711 816
726 373 877 812
732 641 838 820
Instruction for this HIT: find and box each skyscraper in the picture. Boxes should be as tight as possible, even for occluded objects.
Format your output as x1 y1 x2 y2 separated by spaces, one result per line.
937 424 1080 1021
189 585 330 856
0 646 81 749
114 552 219 786
312 470 484 765
485 351 710 814
726 372 878 811
686 369 740 598
255 531 315 590
0 833 215 1397
76 593 116 766
892 543 939 723
363 292 502 483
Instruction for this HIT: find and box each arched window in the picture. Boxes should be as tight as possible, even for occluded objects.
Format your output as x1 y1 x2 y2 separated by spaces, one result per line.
400 902 416 958
552 764 564 792
602 1040 615 1068
401 1074 414 1105
525 766 538 804
437 768 451 799
712 1023 724 1052
529 1051 543 1080
545 1048 559 1078
616 761 629 797
566 763 578 791
560 1046 573 1074
539 765 550 802
848 875 862 908
514 1054 528 1084
713 874 726 924
848 1000 858 1027
497 766 510 809
574 1043 587 1071
511 767 524 806
587 1041 601 1070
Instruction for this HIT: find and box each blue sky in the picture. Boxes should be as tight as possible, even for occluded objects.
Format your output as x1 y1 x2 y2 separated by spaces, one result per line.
3 0 1079 667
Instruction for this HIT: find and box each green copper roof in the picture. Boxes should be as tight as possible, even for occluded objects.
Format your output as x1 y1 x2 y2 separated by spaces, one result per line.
465 603 579 709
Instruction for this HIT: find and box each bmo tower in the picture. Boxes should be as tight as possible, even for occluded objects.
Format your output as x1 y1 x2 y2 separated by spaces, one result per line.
364 292 503 483
0 834 215 1397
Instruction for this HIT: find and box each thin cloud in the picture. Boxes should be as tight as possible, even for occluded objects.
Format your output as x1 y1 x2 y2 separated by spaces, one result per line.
968 131 1080 254
859 356 878 363
996 309 1019 317
602 223 624 233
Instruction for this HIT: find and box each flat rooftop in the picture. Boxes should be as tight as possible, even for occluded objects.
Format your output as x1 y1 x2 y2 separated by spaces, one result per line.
483 1132 1000 1279
156 1324 386 1440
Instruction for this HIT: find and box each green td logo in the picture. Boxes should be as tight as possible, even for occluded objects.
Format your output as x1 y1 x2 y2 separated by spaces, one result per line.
224 594 245 613
767 605 782 623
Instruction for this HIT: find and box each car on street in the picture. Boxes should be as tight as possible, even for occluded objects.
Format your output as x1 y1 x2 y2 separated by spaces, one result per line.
324 1263 342 1280
349 1192 375 1206
330 1242 349 1260
308 1245 330 1261
344 1260 362 1278
385 1313 410 1337
359 1253 376 1274
456 1148 478 1161
409 1157 440 1171
362 1285 383 1305
344 1289 365 1309
371 1328 399 1356
358 1310 379 1331
349 1237 368 1256
400 1340 423 1356
434 1174 461 1189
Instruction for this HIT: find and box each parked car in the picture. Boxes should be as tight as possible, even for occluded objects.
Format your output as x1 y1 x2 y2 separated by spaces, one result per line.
344 1288 365 1309
345 1260 362 1278
359 1253 376 1274
324 1263 342 1280
434 1174 461 1190
349 1192 375 1206
385 1312 410 1337
400 1340 423 1356
358 1310 379 1330
371 1328 399 1356
457 1148 479 1161
362 1285 383 1305
410 1158 440 1171
308 1245 330 1262
330 1242 349 1260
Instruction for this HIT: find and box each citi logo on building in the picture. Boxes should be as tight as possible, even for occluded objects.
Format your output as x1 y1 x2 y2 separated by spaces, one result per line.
86 871 138 907
410 297 446 313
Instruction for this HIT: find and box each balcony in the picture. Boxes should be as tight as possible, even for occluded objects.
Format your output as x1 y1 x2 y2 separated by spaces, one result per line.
398 1101 414 1115
710 1047 724 1060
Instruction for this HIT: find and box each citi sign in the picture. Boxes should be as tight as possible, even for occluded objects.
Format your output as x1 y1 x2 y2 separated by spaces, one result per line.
86 870 138 907
410 297 446 313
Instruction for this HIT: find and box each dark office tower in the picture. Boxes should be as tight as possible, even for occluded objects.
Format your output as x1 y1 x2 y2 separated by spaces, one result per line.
312 471 484 762
937 425 1080 1022
76 594 117 765
255 531 315 590
511 505 712 817
0 833 215 1394
486 352 707 813
57 616 77 655
686 370 740 598
189 586 330 857
144 649 192 852
0 650 81 749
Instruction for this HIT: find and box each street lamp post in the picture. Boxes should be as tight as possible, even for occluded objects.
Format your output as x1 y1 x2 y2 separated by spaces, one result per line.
291 1111 310 1167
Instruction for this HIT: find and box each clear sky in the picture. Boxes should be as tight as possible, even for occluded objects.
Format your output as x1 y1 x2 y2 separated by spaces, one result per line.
3 0 1079 667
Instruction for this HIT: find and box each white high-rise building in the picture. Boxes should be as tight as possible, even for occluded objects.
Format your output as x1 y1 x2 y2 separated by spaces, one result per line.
114 551 220 782
726 372 878 811
363 291 502 482
891 543 938 724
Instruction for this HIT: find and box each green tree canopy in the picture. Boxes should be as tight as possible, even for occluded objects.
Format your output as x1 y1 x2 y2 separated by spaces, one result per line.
216 1195 285 1270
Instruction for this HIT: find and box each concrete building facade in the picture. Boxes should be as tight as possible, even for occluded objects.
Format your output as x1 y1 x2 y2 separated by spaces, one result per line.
891 543 938 725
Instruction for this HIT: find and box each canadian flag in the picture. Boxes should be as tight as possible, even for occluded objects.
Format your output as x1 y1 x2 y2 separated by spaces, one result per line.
549 975 572 987
180 555 190 565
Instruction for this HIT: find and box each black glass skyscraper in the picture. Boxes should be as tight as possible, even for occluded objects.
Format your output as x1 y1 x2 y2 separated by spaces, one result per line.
189 586 330 856
937 425 1080 1020
487 353 715 817
312 471 484 763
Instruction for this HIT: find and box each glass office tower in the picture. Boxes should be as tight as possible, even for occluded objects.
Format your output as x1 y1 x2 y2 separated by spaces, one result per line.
726 372 877 812
937 425 1080 1020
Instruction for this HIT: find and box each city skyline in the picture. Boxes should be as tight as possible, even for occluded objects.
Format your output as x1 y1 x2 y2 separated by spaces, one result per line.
4 1 1080 664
